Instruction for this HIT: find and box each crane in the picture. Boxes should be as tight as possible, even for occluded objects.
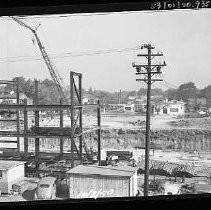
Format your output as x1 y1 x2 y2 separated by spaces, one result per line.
11 16 93 162
11 16 67 105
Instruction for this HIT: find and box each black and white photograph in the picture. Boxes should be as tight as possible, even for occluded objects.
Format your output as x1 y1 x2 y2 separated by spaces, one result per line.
0 0 211 203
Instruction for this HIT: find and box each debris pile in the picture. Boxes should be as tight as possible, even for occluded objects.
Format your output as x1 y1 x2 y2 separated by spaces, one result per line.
138 159 196 178
169 120 190 127
129 120 146 127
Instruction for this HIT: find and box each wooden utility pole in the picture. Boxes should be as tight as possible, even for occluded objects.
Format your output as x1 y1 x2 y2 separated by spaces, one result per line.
97 99 101 166
132 44 166 196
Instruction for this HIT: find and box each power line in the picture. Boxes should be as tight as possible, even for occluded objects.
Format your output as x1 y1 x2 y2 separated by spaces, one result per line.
0 46 139 63
160 73 178 89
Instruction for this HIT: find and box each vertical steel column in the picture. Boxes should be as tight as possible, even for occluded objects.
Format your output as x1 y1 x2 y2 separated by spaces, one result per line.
34 80 40 175
60 98 64 159
79 74 83 163
70 72 74 168
16 78 20 153
23 98 28 156
97 100 101 166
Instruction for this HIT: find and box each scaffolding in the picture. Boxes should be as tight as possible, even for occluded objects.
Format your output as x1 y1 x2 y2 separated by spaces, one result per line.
0 72 101 177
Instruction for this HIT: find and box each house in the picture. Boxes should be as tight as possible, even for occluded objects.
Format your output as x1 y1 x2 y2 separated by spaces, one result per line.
158 100 185 115
67 165 138 198
82 96 89 105
0 160 25 194
123 104 135 112
127 96 136 104
82 94 99 105
134 99 155 114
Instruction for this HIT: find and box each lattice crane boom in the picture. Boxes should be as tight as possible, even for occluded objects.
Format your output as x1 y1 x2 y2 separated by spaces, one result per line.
11 16 93 162
11 16 68 104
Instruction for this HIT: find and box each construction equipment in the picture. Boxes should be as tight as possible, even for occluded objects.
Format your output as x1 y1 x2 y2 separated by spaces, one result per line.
11 16 93 163
11 17 67 104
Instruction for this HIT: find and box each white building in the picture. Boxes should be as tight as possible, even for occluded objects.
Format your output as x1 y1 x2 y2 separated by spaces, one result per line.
82 94 99 105
82 97 89 105
123 104 135 112
0 161 25 194
159 100 185 115
67 165 138 198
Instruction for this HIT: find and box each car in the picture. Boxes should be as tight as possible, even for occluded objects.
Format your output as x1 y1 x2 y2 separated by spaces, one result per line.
12 177 40 195
34 177 57 200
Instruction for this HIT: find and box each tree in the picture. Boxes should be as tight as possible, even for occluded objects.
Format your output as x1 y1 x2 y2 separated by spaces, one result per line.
201 85 211 99
137 88 147 96
88 87 93 95
201 85 211 106
23 79 34 99
151 88 164 96
176 82 197 102
164 88 177 100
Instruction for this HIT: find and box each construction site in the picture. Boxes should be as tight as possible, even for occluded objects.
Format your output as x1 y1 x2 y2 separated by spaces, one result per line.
1 12 211 201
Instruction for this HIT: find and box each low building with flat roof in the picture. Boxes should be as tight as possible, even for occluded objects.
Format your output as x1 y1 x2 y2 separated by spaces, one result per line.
0 160 25 194
67 165 138 199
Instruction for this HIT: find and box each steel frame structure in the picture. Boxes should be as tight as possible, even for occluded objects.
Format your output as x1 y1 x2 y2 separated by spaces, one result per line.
0 72 101 176
0 79 20 153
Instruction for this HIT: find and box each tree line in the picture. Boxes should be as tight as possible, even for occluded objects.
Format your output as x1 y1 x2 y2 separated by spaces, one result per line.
3 77 211 106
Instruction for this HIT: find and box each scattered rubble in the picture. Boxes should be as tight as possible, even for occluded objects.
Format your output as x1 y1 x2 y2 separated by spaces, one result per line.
137 158 196 178
128 120 146 127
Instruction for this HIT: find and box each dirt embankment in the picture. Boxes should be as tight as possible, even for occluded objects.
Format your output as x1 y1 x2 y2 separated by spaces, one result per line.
84 129 211 152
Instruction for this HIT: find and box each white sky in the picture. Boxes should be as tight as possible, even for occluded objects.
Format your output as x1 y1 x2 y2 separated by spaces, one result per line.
0 9 211 92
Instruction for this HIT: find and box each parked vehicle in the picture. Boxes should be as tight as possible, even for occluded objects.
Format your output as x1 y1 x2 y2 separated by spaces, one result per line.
34 177 57 200
12 177 40 195
163 182 181 195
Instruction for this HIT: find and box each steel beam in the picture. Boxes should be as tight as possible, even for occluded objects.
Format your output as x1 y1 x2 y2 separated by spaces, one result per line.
0 104 100 111
60 98 64 159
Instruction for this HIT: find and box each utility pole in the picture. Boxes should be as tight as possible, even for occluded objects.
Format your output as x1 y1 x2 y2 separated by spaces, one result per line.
132 44 166 196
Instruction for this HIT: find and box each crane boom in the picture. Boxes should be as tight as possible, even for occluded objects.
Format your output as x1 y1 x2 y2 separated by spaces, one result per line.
11 16 68 104
11 16 93 162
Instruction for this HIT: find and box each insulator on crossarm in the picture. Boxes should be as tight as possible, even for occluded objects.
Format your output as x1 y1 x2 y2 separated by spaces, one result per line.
157 66 161 73
136 67 141 73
